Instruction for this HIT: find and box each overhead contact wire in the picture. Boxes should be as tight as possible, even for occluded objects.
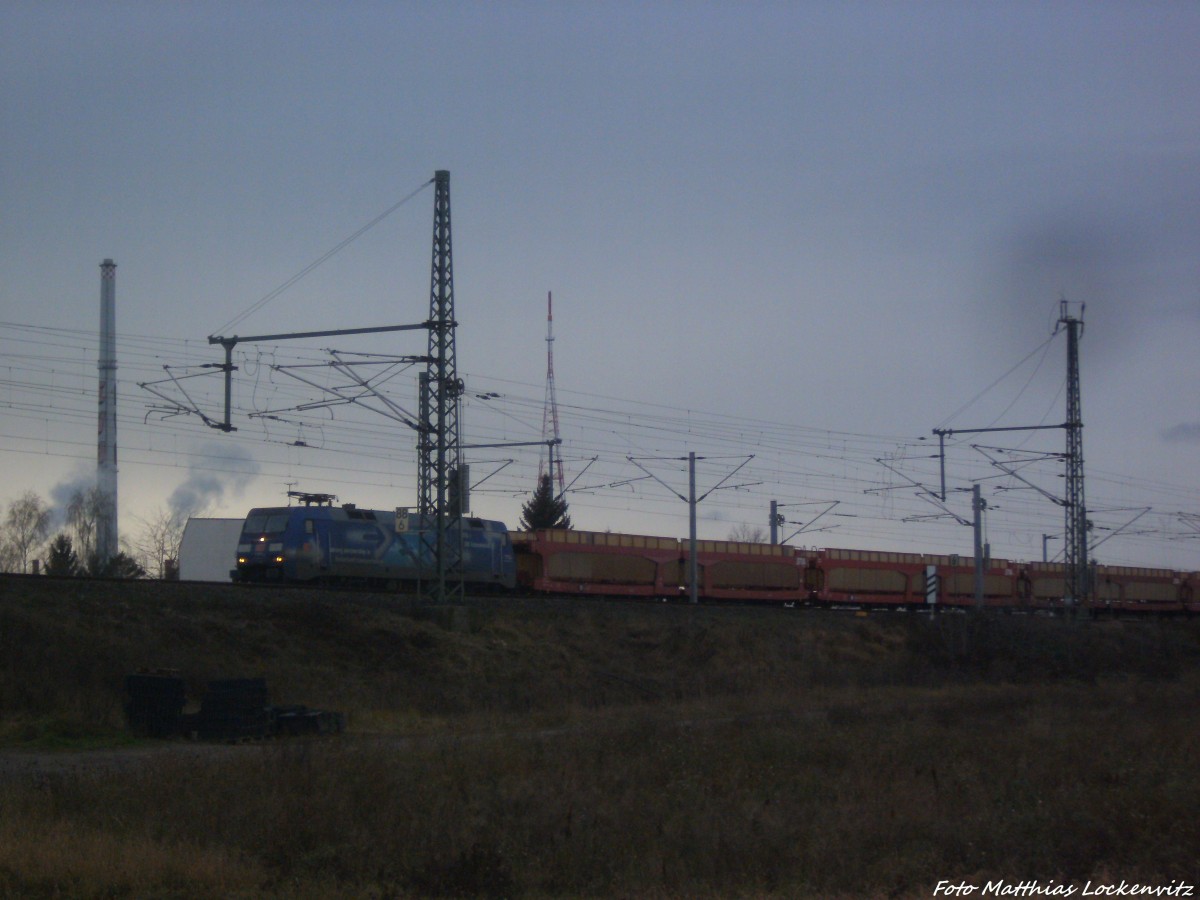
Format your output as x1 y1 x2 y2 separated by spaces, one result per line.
212 177 434 337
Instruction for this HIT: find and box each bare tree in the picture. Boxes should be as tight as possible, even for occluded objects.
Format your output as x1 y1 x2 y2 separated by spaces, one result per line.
66 486 106 565
728 523 768 543
4 491 52 573
0 539 18 573
132 505 191 579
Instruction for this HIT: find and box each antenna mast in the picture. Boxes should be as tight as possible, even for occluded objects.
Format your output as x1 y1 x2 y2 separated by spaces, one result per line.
539 292 565 495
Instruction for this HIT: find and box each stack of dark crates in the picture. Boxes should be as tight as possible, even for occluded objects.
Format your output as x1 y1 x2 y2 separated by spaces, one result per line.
125 670 187 738
191 677 272 741
125 672 344 741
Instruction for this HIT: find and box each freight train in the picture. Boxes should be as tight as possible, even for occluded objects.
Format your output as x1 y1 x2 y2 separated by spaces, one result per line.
233 504 1198 615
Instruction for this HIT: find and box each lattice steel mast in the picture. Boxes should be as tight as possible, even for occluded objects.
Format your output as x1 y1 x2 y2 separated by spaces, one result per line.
417 170 465 603
930 298 1089 610
539 291 565 495
1059 299 1088 605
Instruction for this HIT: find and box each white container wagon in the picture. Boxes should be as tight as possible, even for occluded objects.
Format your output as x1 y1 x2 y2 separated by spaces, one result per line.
178 518 245 582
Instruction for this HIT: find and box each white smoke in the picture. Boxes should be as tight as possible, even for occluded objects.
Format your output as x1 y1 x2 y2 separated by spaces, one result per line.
48 468 98 529
168 441 261 518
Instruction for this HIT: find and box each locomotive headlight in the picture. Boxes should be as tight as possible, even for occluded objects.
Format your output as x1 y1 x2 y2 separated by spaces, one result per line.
274 555 284 564
237 556 247 564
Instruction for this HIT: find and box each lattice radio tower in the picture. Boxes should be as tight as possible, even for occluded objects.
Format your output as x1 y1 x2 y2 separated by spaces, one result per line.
539 291 566 495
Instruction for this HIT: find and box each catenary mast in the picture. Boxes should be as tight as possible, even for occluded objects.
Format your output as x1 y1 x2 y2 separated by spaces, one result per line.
203 172 463 601
932 299 1091 610
539 292 565 495
417 170 465 603
1060 299 1088 605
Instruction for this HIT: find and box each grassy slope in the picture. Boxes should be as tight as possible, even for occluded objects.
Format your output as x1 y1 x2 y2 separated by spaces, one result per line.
1 576 1199 897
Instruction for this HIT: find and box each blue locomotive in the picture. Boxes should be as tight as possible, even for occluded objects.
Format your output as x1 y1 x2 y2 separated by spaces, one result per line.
234 501 516 590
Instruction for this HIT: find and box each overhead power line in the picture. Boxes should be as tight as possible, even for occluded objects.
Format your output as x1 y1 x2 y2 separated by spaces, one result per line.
0 321 1197 569
211 178 434 337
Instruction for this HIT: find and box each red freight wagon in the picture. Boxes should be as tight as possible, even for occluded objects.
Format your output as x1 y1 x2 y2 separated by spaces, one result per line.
513 529 682 598
932 556 1024 610
513 530 813 603
811 549 1027 610
814 548 926 607
1091 565 1189 615
692 539 808 604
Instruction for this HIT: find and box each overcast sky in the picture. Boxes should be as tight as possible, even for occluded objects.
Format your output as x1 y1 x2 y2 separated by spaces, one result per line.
2 1 1197 570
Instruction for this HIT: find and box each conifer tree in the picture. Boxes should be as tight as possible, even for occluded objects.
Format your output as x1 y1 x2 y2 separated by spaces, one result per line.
44 534 80 576
85 550 146 579
519 474 572 531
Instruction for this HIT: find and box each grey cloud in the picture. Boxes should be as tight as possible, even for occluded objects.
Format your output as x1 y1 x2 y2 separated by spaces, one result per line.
1162 422 1200 443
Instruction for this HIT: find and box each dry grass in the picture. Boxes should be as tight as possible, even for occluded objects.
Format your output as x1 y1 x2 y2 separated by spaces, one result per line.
2 576 1199 897
0 818 268 899
3 678 1198 897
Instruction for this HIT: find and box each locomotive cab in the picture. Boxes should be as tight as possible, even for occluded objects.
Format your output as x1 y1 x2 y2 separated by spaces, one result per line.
235 509 293 582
